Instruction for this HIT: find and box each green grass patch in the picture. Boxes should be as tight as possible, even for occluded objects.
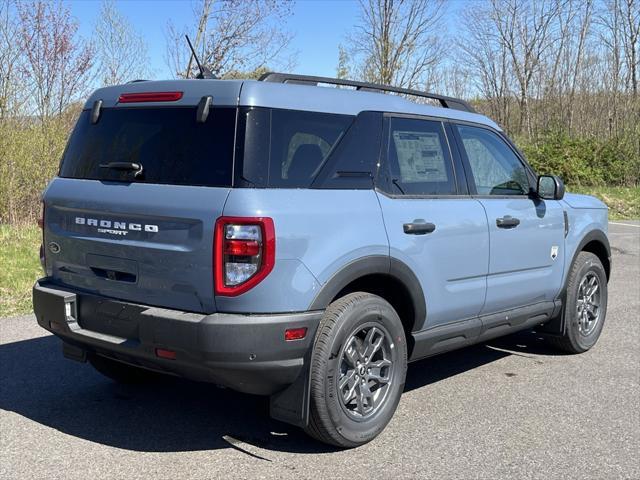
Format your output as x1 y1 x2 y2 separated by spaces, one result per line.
0 225 42 317
567 186 640 220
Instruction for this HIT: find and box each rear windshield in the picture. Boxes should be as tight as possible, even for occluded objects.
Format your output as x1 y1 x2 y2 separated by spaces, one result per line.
60 107 236 187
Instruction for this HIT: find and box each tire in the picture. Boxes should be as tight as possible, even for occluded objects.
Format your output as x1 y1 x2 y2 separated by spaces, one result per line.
89 354 162 384
305 292 408 448
550 251 608 353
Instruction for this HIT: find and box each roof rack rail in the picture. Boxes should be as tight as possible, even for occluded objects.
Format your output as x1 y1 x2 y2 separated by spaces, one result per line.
258 72 475 113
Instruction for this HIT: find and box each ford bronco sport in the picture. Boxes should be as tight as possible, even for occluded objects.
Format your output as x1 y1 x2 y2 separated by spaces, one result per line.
33 73 611 448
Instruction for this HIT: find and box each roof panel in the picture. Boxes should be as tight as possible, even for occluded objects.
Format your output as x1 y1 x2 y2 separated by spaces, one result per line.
239 80 500 130
82 78 500 131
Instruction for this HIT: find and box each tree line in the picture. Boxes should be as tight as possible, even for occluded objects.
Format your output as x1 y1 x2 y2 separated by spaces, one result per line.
0 0 638 225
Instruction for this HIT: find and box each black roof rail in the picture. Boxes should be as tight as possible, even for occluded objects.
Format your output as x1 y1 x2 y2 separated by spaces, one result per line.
258 72 475 113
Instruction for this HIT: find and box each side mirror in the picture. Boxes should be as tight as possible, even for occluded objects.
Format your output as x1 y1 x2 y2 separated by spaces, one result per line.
537 175 565 200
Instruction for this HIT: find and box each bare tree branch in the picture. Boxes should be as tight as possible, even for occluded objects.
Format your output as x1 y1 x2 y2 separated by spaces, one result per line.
165 0 295 79
94 0 151 86
347 0 446 90
17 0 94 120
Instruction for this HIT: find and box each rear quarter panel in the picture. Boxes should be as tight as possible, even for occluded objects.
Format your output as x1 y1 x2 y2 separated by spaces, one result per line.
218 189 388 313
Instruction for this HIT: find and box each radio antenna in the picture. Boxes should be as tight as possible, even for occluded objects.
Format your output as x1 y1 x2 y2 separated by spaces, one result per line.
185 35 214 79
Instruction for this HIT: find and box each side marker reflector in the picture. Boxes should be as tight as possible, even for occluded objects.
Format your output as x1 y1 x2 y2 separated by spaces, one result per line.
155 348 177 360
285 327 307 341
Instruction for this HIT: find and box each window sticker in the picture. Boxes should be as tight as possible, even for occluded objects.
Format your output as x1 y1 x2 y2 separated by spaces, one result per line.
392 130 447 183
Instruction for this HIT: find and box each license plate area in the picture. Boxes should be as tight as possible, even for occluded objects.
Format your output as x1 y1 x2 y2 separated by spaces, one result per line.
78 296 146 339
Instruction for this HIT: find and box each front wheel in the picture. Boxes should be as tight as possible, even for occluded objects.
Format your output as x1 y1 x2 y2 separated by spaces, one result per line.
305 292 408 448
550 251 608 353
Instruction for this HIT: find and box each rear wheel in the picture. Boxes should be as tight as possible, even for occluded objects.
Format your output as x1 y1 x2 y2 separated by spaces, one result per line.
550 251 608 353
305 292 407 448
89 354 162 384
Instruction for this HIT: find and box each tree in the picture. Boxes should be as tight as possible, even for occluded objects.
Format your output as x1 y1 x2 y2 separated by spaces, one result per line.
0 0 27 118
459 6 512 129
94 0 151 86
598 0 639 134
336 45 351 79
346 0 446 90
619 0 639 97
17 0 93 120
165 0 295 79
488 0 563 135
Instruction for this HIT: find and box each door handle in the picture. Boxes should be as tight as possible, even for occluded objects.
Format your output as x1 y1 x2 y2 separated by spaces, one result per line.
403 221 436 235
496 215 520 228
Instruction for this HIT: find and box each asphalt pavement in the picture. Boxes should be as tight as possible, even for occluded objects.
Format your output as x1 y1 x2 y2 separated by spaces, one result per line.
1 221 638 479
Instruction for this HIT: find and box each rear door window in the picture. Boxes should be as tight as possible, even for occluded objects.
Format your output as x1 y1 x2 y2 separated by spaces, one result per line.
385 117 457 195
60 107 236 187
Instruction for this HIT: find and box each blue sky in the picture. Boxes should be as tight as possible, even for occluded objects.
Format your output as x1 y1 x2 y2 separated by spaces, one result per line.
67 0 370 79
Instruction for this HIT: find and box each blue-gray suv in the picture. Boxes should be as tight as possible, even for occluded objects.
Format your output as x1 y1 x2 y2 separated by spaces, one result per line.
33 73 611 448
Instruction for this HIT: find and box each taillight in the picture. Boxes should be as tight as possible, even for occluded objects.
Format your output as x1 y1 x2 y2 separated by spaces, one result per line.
214 216 275 296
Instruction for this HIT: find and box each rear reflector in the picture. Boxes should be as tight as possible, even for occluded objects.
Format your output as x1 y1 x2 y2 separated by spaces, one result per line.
155 348 177 360
118 92 183 103
285 327 307 341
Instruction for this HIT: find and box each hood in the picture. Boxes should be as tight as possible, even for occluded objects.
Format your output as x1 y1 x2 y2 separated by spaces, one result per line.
562 193 608 210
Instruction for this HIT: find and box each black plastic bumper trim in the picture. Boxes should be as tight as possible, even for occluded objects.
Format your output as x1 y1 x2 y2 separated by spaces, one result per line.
32 279 322 396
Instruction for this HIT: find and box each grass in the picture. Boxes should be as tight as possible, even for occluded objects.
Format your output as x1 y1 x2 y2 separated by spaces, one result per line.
0 225 42 317
0 186 637 318
568 186 640 220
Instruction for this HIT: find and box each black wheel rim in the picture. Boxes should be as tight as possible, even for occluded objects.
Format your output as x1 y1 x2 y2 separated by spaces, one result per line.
337 323 394 421
576 271 601 336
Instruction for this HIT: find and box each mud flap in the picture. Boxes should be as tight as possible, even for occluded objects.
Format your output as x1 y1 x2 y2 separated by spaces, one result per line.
269 350 311 428
536 298 565 335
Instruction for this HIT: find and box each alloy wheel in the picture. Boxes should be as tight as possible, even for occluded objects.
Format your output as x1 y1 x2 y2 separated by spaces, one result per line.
337 324 394 420
576 271 601 336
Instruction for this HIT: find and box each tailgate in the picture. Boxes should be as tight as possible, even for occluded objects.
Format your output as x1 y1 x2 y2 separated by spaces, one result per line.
43 178 230 313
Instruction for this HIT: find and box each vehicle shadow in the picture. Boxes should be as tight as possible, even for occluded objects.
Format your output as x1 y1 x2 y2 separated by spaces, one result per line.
404 328 562 392
0 329 559 455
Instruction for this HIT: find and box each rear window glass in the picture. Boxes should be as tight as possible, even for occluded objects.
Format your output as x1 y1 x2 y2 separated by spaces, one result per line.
239 107 353 188
60 107 236 187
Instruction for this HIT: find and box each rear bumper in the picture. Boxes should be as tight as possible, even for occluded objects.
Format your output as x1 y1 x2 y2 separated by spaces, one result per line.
32 279 321 395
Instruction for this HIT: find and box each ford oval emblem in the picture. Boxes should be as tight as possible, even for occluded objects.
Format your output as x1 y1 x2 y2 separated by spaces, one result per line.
48 242 61 254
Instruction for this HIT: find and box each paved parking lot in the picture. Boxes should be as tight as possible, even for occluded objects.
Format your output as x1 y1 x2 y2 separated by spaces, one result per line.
1 222 638 479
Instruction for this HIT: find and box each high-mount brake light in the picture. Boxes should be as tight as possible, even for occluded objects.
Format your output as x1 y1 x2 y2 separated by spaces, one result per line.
118 92 183 103
214 217 275 296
